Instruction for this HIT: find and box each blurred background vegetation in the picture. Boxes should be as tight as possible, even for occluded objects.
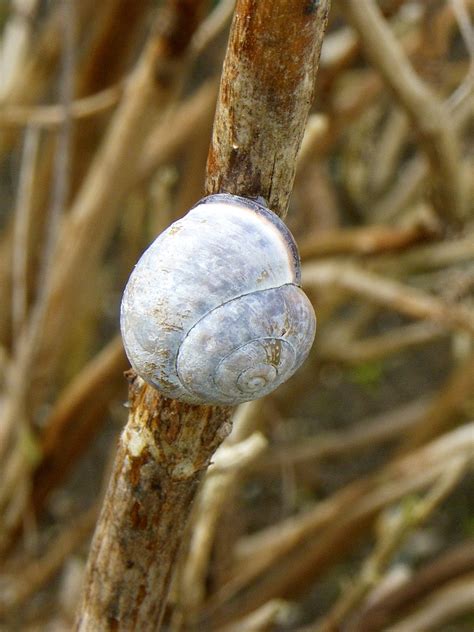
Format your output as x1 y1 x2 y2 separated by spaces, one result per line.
0 0 473 630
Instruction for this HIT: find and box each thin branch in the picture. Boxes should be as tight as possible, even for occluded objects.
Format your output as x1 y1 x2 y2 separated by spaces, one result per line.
319 322 446 364
450 0 474 73
0 0 39 99
299 223 438 259
190 0 236 59
350 540 474 632
136 78 219 187
0 1 75 542
33 336 127 510
0 83 122 128
373 81 473 222
303 261 474 335
399 351 474 451
11 125 40 344
383 573 474 632
176 403 266 616
368 107 409 195
0 0 96 157
219 599 293 632
254 396 431 470
37 0 75 304
177 432 267 614
4 0 75 421
373 230 474 275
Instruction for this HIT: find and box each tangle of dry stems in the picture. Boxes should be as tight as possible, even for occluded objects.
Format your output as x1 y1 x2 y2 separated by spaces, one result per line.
0 0 472 630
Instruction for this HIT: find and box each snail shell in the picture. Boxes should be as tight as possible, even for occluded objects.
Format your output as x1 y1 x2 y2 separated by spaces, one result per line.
120 194 316 405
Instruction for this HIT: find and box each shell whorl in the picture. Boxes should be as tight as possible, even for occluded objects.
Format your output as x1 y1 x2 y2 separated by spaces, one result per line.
120 194 316 405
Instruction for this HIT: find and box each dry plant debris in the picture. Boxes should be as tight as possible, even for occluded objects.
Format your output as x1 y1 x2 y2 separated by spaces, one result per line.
0 0 473 630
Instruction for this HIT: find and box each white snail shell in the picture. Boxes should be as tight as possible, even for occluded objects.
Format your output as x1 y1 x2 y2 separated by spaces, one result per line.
120 194 316 405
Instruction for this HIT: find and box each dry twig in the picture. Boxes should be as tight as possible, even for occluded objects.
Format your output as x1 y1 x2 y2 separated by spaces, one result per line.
200 423 473 626
254 397 431 470
312 456 467 632
303 261 474 334
176 402 266 617
383 573 474 632
0 84 123 128
299 223 438 259
349 540 474 631
76 2 331 630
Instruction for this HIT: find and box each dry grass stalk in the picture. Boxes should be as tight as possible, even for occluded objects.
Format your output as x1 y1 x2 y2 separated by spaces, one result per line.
136 79 220 187
372 80 473 222
11 126 40 343
0 0 96 155
373 229 474 274
0 0 75 551
0 0 39 99
177 432 267 613
399 350 474 450
299 223 438 259
368 107 409 195
33 337 127 510
319 322 445 364
219 599 292 632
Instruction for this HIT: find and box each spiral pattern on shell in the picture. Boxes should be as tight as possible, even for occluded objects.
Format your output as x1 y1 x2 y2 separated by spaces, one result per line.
120 194 316 405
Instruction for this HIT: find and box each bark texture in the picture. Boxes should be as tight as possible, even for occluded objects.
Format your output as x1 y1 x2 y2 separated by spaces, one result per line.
76 375 232 631
206 0 331 218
